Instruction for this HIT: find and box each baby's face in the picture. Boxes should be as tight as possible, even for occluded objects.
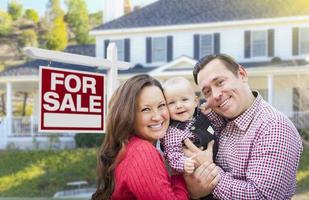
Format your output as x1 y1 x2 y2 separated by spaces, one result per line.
164 83 198 122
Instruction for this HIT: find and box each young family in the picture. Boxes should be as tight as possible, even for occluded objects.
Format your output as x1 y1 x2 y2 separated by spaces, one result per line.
91 54 303 200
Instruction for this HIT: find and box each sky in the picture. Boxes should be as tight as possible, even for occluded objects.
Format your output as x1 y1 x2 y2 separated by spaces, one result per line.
0 0 157 16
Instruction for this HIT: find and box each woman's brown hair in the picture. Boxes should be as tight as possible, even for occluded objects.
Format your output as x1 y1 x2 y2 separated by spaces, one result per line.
92 74 163 200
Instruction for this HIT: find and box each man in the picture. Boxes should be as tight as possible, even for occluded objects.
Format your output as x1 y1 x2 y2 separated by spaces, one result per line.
184 54 303 199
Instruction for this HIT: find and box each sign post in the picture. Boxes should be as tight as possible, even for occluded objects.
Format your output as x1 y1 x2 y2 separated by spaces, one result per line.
23 45 132 133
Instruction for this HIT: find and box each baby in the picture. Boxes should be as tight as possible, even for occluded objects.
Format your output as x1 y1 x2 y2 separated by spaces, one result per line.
161 77 218 173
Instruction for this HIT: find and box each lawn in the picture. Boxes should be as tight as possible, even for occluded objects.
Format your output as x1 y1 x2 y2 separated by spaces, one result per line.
0 148 97 197
295 146 309 195
0 146 308 199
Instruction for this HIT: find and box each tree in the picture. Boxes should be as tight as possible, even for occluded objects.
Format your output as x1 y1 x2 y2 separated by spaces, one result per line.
24 9 39 23
21 29 38 47
8 1 23 21
45 0 64 23
89 11 103 29
65 0 93 44
0 11 12 36
45 17 68 50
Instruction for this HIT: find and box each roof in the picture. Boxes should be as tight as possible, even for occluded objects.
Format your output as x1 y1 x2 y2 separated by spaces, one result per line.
0 43 155 77
94 0 309 31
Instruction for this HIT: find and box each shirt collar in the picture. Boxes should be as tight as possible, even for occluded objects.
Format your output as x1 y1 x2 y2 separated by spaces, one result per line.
231 91 262 132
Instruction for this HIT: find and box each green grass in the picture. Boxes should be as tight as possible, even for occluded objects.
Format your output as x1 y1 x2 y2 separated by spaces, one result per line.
296 146 309 194
0 148 97 197
0 146 308 198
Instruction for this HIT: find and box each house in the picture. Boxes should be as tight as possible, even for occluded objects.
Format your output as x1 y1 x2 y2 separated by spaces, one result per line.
1 0 309 149
90 0 309 127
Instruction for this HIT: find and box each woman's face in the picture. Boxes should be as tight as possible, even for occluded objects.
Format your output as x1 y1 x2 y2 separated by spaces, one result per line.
134 85 170 144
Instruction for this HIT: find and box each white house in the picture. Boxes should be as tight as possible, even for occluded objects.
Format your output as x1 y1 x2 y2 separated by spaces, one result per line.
90 0 309 126
1 0 309 149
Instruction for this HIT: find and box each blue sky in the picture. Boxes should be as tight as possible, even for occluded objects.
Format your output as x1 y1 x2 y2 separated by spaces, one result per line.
0 0 157 16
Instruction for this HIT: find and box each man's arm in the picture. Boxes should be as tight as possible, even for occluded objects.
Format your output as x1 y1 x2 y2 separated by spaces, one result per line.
213 120 303 199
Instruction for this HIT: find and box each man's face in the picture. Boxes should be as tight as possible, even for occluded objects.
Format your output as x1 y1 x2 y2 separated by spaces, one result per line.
197 59 250 119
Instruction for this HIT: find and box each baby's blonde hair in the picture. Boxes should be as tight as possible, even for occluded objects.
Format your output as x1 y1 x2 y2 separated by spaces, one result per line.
163 77 195 94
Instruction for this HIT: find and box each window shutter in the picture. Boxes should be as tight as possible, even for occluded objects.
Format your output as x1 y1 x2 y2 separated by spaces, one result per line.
244 31 251 58
104 40 110 58
214 33 220 54
268 29 274 57
194 34 200 59
146 37 152 63
124 38 130 62
292 27 299 56
167 36 173 62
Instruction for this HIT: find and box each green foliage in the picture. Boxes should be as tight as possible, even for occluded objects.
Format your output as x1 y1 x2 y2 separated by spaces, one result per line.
45 17 68 50
65 0 93 44
21 29 38 47
0 148 97 197
298 128 309 141
24 9 39 23
75 133 105 148
89 11 103 29
296 147 309 193
45 0 64 22
0 11 12 36
8 1 23 21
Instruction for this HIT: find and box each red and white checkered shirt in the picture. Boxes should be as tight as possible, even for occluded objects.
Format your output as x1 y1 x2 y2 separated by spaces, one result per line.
208 92 303 200
161 119 197 172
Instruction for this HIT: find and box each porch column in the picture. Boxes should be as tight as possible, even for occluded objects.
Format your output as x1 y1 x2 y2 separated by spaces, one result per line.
6 82 12 137
267 74 273 106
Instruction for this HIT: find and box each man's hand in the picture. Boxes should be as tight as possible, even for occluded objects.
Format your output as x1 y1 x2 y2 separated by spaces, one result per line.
184 161 220 198
183 138 214 166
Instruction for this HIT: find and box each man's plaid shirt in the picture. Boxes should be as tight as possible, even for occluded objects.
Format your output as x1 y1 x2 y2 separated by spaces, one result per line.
208 92 303 199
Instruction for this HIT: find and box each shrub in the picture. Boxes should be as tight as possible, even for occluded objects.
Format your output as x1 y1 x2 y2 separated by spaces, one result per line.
74 133 105 148
298 128 309 141
0 11 12 36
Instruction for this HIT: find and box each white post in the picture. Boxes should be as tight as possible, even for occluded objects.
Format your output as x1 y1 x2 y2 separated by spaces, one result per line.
267 74 273 105
106 43 119 102
6 82 12 138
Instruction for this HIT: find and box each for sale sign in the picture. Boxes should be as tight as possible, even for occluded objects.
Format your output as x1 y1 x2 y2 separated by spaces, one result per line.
39 66 105 132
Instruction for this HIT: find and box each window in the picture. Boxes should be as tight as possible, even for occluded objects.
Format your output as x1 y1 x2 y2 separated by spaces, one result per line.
111 40 124 61
152 37 166 62
300 27 309 55
200 34 213 57
251 30 267 57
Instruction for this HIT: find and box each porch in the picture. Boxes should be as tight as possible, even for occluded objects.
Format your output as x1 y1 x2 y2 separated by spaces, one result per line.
0 116 76 150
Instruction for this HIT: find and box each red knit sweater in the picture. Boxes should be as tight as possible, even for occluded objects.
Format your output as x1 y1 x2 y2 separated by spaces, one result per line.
111 136 189 200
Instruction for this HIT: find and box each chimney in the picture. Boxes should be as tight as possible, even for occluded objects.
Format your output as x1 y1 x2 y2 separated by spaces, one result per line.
124 0 132 15
103 0 124 23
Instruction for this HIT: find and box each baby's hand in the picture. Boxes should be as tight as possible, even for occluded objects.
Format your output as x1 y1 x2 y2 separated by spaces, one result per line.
200 102 211 115
184 157 196 174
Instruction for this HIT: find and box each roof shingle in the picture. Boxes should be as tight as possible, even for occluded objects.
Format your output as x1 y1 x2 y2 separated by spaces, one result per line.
94 0 309 30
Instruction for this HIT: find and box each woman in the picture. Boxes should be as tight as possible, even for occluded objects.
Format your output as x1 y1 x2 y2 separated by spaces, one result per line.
92 74 189 200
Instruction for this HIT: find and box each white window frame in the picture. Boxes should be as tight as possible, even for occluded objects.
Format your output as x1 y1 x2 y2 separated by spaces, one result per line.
152 37 167 63
251 30 267 57
111 39 125 61
299 27 309 55
200 34 214 57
